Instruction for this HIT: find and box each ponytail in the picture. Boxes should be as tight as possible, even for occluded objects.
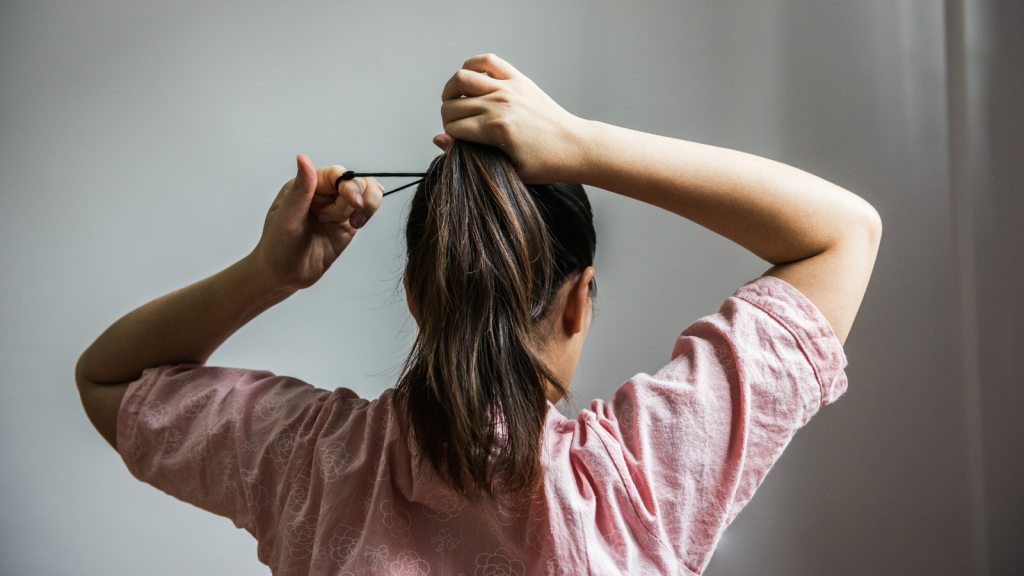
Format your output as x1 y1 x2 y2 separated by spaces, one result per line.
395 141 596 500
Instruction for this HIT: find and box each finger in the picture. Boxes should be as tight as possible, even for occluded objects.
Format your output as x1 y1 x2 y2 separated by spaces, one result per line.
461 53 522 80
318 176 367 223
440 97 489 125
315 164 355 198
316 164 364 211
433 134 454 152
309 192 335 213
315 165 347 195
443 116 491 146
350 177 383 229
441 68 501 101
279 154 318 222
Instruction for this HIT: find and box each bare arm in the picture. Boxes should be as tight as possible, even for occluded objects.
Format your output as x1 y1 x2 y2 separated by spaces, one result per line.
567 122 882 344
438 54 881 344
75 258 288 448
76 155 383 448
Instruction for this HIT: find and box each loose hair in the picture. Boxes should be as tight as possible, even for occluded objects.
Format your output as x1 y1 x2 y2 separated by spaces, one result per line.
394 141 596 500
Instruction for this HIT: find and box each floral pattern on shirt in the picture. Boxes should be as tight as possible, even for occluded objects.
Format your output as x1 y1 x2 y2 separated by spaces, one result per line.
329 523 364 564
423 490 465 522
318 440 356 481
391 550 430 575
118 276 849 576
475 547 524 576
431 529 459 552
381 500 412 541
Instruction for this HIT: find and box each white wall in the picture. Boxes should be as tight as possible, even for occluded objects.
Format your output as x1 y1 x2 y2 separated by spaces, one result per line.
1 1 1016 574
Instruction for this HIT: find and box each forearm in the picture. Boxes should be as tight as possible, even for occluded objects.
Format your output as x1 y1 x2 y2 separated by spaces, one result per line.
74 155 376 449
76 254 292 386
440 54 880 345
570 120 878 264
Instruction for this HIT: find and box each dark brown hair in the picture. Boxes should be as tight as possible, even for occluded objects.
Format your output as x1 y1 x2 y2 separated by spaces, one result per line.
394 140 596 500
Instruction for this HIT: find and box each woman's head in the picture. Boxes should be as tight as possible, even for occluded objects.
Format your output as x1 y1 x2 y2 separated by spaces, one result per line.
395 140 596 500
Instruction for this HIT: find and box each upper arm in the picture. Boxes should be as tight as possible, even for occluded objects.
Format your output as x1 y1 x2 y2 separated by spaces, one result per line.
117 365 337 533
764 203 882 345
579 276 849 572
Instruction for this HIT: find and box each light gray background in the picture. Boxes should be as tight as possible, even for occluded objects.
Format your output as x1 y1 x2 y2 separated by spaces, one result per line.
1 1 1020 575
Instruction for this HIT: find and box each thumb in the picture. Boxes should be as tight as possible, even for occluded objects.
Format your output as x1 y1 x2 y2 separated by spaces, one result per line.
433 134 454 152
281 153 317 219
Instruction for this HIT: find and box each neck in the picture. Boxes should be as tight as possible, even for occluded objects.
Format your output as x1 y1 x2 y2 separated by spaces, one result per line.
538 339 579 405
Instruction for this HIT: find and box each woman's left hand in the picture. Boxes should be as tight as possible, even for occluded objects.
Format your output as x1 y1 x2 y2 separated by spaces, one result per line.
434 54 588 184
249 154 383 294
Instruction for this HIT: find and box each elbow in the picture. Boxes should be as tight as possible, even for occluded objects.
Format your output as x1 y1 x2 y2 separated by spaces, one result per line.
74 350 95 393
862 201 883 250
74 350 124 450
848 198 882 254
74 353 87 392
74 353 98 419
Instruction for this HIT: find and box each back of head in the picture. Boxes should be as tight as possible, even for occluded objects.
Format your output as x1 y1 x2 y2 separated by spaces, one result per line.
396 140 596 501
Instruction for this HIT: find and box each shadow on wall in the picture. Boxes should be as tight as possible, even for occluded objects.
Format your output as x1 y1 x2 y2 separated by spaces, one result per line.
973 1 1024 574
708 1 1022 575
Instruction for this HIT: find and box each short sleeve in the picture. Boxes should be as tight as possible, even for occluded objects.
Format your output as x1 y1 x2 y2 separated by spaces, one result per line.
565 276 848 573
116 365 351 545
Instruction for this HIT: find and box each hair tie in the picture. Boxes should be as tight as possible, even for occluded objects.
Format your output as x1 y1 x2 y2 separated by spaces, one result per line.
335 171 427 197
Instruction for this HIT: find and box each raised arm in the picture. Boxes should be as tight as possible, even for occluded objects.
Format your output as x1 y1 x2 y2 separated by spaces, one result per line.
75 155 383 448
567 122 881 344
437 54 881 344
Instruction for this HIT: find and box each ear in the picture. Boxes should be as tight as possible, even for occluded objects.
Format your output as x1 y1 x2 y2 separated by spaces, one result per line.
561 267 596 336
403 274 420 327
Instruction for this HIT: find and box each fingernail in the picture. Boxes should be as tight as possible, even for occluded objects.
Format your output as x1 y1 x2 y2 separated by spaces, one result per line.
350 213 368 228
378 183 385 194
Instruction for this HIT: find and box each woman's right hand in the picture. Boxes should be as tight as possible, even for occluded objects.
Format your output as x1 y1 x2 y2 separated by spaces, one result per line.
435 54 590 184
250 155 383 294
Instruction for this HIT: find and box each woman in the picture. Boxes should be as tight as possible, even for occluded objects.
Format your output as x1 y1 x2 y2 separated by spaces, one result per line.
76 54 881 575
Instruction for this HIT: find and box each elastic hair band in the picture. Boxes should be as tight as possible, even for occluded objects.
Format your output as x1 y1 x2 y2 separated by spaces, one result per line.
335 171 427 197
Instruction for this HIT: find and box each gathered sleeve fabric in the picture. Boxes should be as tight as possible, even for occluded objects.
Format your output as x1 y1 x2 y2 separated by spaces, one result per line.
543 275 848 575
115 365 366 560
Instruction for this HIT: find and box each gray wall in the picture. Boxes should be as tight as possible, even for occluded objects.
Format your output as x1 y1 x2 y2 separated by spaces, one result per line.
0 1 1019 574
955 1 1024 573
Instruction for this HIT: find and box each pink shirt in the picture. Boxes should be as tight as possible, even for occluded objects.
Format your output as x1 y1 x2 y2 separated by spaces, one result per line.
118 276 847 575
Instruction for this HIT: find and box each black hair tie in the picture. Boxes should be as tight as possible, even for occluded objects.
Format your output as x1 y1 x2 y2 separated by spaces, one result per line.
335 171 427 197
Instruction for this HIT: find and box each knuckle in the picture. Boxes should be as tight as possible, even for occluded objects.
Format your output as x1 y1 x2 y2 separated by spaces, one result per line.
491 90 512 105
488 117 512 138
327 165 345 183
443 122 461 138
368 180 383 200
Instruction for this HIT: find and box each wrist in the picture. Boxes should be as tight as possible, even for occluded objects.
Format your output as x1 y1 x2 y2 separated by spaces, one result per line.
237 252 297 304
562 118 603 185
